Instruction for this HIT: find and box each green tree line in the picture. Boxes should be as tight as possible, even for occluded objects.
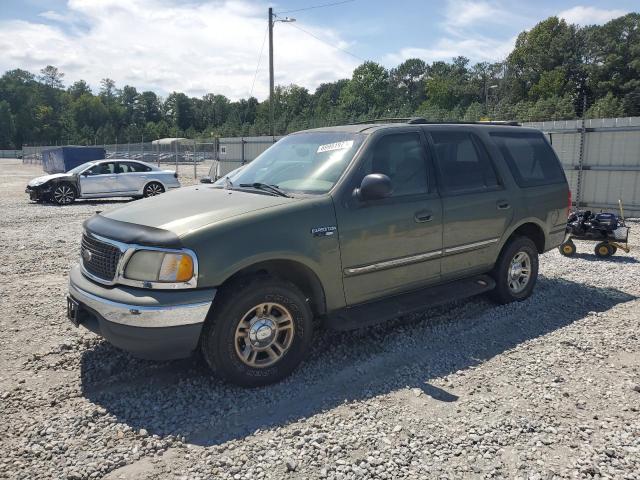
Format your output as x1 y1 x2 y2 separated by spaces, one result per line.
0 13 638 149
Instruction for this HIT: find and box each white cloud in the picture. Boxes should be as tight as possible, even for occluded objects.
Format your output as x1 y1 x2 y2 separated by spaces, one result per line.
0 0 359 100
384 0 519 66
443 0 518 30
384 34 517 66
558 6 628 25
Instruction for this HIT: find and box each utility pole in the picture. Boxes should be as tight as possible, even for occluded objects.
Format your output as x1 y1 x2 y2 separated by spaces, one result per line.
268 9 295 137
268 7 274 136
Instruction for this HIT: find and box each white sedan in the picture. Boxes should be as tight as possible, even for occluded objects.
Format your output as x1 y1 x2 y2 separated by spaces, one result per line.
26 159 180 205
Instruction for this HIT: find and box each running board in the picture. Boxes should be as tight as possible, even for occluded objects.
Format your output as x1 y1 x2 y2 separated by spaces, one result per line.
325 274 495 331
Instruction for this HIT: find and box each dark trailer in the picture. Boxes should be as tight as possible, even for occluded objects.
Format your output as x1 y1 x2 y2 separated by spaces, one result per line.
42 147 106 174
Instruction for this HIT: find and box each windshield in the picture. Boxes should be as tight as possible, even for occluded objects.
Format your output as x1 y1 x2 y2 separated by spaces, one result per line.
68 162 95 174
217 132 364 195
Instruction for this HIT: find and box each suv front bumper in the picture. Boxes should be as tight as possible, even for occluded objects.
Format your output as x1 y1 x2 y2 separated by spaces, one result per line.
67 264 215 360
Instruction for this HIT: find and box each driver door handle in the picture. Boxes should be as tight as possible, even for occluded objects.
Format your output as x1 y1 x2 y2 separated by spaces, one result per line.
414 210 433 223
497 200 511 210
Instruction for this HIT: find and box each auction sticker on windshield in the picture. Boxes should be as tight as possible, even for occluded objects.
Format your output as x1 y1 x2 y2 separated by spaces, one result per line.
317 140 354 153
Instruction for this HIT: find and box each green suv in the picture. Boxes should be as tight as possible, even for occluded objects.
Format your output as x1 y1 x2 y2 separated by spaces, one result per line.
67 119 569 386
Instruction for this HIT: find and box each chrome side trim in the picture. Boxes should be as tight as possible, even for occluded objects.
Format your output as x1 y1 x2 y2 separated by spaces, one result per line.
81 231 199 290
343 238 501 277
444 238 500 254
344 250 442 276
69 282 213 328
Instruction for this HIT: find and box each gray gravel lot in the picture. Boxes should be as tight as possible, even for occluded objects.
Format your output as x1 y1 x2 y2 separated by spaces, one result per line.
0 159 639 480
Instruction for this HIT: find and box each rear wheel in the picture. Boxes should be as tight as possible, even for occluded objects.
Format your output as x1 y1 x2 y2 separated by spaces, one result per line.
143 182 165 197
200 277 313 387
52 183 76 205
489 236 539 304
559 240 576 257
594 242 614 258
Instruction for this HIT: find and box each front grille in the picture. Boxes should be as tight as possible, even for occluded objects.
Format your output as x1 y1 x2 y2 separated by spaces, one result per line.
81 234 122 282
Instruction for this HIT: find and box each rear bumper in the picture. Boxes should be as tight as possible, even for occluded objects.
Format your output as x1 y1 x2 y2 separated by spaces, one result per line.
68 264 215 360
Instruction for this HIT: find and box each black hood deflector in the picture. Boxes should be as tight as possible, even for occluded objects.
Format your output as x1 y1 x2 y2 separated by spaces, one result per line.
83 215 182 249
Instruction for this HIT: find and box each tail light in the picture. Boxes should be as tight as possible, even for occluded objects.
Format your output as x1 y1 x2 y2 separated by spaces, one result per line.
568 189 572 212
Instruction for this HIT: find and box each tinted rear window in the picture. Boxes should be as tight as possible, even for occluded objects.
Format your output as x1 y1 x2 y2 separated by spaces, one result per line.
490 132 565 187
431 131 500 193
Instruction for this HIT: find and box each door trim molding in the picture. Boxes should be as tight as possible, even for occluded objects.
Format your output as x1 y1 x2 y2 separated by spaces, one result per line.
344 249 442 277
443 237 500 254
343 237 501 277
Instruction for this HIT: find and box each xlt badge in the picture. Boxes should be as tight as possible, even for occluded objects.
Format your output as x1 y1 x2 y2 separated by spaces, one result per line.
311 226 337 237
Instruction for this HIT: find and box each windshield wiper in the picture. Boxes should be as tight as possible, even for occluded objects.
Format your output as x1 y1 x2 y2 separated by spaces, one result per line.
239 182 291 198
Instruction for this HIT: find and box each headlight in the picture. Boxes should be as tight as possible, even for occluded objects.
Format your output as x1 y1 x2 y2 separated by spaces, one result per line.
124 250 195 284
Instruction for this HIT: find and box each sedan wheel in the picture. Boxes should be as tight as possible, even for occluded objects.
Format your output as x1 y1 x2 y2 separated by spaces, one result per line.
52 184 76 205
144 182 165 197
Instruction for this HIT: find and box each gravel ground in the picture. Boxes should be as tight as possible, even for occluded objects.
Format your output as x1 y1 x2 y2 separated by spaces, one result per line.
0 159 639 480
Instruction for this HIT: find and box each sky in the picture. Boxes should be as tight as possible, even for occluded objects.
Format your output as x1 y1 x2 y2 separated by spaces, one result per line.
0 0 635 101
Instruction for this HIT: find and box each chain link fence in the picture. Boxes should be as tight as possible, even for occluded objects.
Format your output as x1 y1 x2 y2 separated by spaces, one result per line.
21 136 281 179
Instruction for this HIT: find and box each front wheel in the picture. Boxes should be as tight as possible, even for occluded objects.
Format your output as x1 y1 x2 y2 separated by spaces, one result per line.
52 183 76 205
489 236 539 304
143 182 165 197
200 277 313 387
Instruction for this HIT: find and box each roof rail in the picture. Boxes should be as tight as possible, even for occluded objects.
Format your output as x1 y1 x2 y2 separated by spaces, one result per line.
349 118 521 127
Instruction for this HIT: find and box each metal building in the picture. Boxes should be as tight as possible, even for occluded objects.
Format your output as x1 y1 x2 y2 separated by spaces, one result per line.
524 117 640 217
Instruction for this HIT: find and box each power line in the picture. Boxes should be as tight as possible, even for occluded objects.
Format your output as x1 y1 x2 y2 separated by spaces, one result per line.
249 25 269 98
277 0 356 15
284 21 366 61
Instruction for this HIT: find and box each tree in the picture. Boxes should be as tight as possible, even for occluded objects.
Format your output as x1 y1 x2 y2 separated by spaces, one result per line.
0 100 15 148
339 62 390 117
165 92 194 132
39 65 64 89
506 17 584 102
99 78 117 103
585 92 625 118
68 80 92 99
390 58 427 111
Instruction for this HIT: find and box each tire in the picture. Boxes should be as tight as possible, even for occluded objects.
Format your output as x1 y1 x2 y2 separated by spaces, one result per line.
594 242 614 258
200 276 313 387
143 182 165 197
559 240 576 257
489 236 539 304
51 183 76 205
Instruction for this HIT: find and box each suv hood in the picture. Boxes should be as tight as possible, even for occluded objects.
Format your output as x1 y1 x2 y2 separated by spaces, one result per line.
28 173 72 187
103 185 296 237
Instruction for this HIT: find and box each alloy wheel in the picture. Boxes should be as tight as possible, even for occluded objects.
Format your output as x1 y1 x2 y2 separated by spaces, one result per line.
53 185 74 204
507 251 531 294
145 183 163 196
234 302 295 368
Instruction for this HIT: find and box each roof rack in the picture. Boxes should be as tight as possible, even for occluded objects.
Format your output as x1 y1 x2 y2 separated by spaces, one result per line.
349 117 521 127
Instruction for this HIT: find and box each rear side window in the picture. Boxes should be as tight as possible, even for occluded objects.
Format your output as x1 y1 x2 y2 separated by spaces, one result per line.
490 132 564 187
430 131 499 193
118 162 151 173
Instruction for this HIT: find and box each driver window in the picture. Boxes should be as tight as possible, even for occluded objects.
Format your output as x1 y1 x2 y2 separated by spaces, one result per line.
360 133 428 196
86 163 115 176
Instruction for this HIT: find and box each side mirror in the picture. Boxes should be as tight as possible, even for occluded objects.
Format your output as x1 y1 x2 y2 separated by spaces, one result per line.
200 176 214 184
82 171 90 176
354 173 392 201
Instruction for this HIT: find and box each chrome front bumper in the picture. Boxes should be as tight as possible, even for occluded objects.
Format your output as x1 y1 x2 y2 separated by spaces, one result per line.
69 282 212 328
67 264 216 360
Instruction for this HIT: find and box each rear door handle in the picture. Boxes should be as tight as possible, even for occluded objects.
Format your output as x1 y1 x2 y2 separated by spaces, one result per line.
497 200 511 210
414 210 433 223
